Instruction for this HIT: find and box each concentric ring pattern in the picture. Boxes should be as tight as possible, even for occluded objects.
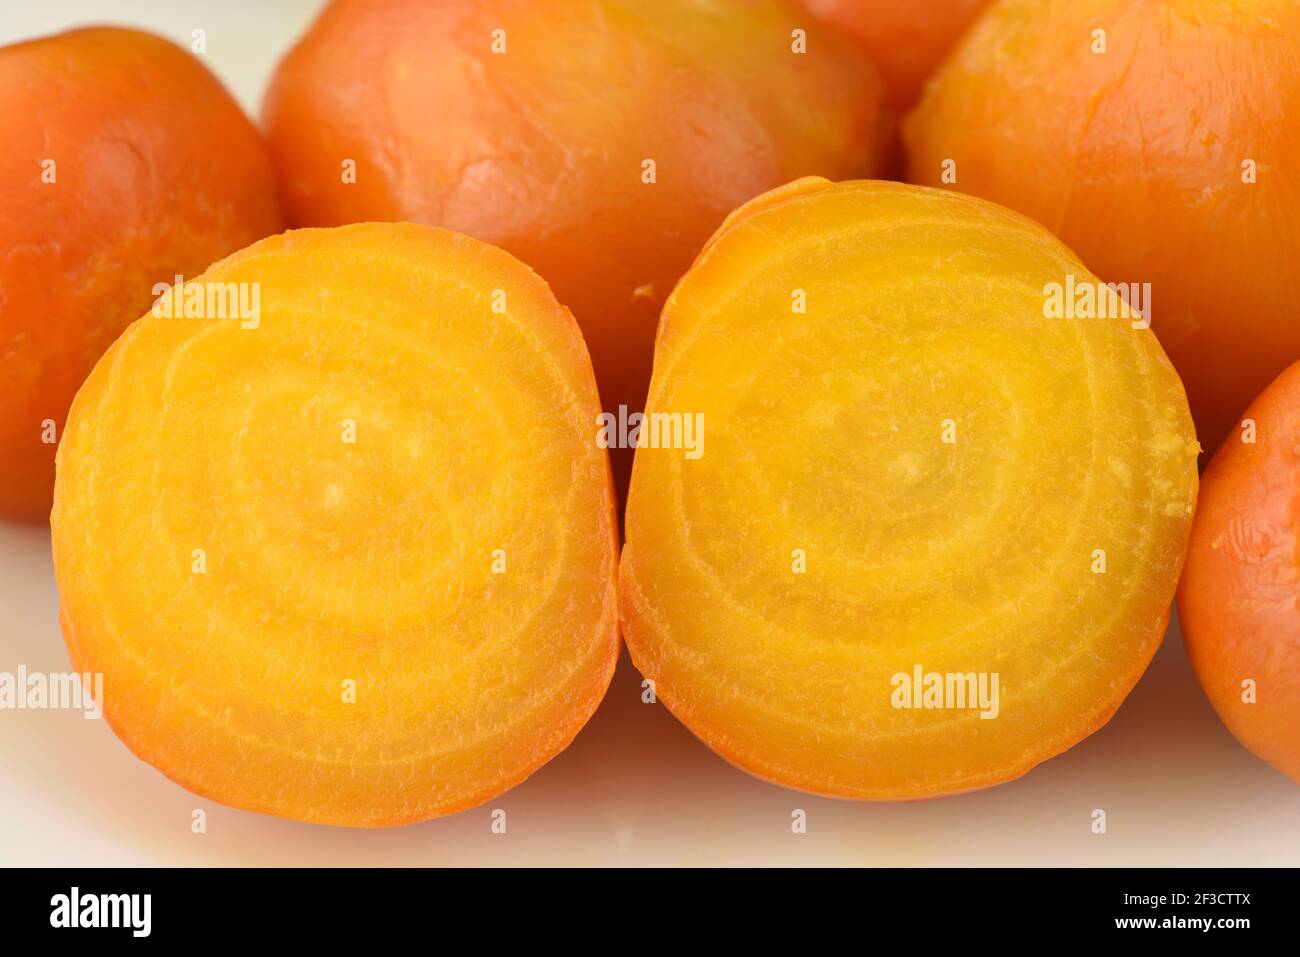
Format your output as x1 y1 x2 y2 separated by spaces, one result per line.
52 223 619 826
621 178 1199 799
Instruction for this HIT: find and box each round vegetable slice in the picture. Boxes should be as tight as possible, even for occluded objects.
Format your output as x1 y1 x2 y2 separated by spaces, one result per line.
621 178 1199 799
52 223 618 826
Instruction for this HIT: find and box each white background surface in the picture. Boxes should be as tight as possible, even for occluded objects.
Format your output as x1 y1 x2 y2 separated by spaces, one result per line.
1 1 1297 866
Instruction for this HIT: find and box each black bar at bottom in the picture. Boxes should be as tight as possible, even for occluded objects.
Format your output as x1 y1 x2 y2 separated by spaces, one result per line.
0 867 1284 942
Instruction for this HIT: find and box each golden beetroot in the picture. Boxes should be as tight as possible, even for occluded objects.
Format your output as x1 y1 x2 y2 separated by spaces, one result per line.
621 178 1199 799
1178 360 1300 786
52 223 619 826
0 27 282 522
